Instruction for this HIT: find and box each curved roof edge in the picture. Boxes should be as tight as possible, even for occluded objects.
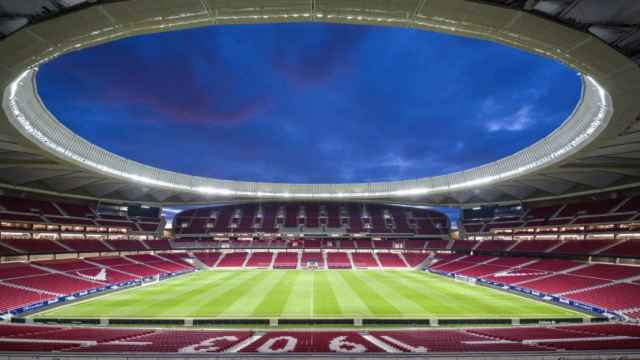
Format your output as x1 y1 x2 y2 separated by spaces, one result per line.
0 0 639 206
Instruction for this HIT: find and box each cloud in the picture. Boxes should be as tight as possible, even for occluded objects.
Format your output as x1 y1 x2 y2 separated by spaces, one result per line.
42 30 270 125
486 105 536 133
271 24 370 87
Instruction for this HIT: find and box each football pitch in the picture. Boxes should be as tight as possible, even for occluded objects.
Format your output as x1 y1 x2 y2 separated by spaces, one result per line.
33 270 584 319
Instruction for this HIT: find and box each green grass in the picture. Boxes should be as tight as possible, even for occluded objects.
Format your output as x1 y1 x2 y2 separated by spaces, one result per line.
32 270 585 319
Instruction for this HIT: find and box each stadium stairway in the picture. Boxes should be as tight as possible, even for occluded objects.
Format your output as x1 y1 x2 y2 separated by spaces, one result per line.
189 254 211 270
559 273 640 296
347 252 355 269
99 240 116 251
29 263 110 289
0 280 60 297
398 253 411 268
592 239 627 256
372 253 383 269
411 252 435 270
83 258 154 281
241 253 252 269
50 239 74 252
512 263 591 287
124 256 168 274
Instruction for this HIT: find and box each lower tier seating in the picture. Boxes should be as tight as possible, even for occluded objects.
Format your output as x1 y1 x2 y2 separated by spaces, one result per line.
351 253 379 268
273 252 298 269
0 254 194 314
326 252 352 269
376 253 407 268
192 252 221 267
0 323 638 353
216 252 248 268
245 252 273 268
428 255 640 316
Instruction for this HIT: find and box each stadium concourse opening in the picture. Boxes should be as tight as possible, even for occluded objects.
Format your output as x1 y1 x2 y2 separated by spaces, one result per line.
2 0 640 358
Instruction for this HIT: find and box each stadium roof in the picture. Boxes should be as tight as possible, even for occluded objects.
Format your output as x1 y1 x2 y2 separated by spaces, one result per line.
0 0 639 206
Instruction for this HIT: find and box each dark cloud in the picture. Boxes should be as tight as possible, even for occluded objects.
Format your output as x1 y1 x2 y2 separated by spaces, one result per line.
271 24 370 87
38 23 580 184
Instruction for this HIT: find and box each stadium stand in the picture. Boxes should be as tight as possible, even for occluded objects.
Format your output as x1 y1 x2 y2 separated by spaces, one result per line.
376 253 407 268
192 252 221 267
172 203 449 237
326 252 352 269
1 323 640 353
245 252 274 268
273 252 298 269
351 253 379 269
216 252 248 268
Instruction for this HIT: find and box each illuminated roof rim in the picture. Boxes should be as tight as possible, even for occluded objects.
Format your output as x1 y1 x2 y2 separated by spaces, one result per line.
0 0 638 204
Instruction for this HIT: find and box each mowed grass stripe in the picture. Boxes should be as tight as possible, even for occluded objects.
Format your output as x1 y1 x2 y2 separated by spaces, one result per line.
191 270 272 317
252 272 298 317
157 271 252 317
401 271 523 316
326 271 372 317
339 271 402 316
394 271 489 316
360 271 435 317
282 272 313 317
312 271 341 317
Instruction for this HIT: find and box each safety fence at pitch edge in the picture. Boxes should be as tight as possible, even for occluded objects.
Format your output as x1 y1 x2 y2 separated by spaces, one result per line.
2 269 197 317
426 269 623 321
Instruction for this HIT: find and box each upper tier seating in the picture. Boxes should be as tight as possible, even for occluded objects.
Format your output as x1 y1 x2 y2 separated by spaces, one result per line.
173 202 449 236
508 240 560 254
0 196 60 215
144 239 172 250
450 241 478 251
425 240 449 250
58 239 111 252
0 239 66 254
549 240 614 255
474 240 514 252
105 240 147 251
601 240 640 258
404 239 426 249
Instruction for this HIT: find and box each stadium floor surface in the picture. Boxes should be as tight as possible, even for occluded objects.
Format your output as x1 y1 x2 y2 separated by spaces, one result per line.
33 270 584 319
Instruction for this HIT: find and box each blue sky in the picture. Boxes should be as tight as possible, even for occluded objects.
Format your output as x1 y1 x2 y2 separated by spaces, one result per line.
38 23 580 222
